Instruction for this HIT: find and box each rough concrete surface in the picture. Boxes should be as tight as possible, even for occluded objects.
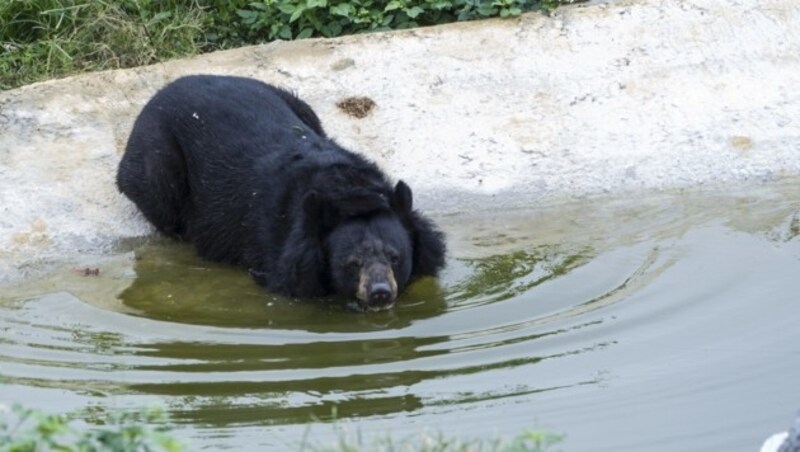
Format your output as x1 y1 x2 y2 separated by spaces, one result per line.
1 0 799 281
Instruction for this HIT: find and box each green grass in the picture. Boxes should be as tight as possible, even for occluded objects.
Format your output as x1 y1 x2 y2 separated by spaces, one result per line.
302 428 564 451
0 403 563 451
0 404 183 452
0 0 206 90
1 0 575 90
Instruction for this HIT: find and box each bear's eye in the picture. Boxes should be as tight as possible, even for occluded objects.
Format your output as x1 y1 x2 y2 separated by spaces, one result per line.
389 254 400 266
345 259 361 271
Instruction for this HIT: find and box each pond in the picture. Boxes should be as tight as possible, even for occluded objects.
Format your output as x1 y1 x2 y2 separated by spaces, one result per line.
1 178 799 450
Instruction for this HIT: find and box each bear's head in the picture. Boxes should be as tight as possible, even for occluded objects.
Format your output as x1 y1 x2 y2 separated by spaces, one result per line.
326 213 411 310
305 181 445 311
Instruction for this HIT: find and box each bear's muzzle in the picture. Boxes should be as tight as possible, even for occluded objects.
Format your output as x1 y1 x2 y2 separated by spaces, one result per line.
357 263 398 311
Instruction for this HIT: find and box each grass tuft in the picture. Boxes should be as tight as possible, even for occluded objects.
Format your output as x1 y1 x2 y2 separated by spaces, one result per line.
302 424 564 452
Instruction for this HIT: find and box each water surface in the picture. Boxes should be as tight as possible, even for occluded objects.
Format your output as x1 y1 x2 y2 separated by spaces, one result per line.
1 180 799 450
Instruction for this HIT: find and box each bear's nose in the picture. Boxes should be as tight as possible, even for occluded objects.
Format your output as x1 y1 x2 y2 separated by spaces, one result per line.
368 282 394 308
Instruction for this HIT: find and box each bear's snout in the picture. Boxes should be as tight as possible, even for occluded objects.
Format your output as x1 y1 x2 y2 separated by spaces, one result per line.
357 263 398 311
368 281 393 307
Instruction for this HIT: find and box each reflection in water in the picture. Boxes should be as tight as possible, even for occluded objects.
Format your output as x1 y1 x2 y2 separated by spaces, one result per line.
1 180 799 450
447 248 590 306
118 241 448 332
109 238 598 426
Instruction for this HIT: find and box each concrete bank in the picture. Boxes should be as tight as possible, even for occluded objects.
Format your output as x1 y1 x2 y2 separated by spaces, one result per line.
1 0 799 281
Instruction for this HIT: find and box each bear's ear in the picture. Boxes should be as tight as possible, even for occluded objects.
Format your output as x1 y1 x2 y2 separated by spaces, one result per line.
392 180 413 215
392 181 446 276
307 189 389 229
336 190 390 217
407 211 447 278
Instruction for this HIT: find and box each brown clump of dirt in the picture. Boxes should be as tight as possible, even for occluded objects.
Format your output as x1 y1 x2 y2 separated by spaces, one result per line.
336 96 376 119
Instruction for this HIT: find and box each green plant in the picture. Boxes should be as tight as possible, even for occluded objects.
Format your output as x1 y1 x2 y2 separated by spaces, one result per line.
302 425 564 451
0 404 183 452
235 0 561 41
0 0 206 89
506 430 564 451
1 0 578 90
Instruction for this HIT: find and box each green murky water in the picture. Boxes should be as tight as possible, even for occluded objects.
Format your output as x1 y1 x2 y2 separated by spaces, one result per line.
1 179 799 450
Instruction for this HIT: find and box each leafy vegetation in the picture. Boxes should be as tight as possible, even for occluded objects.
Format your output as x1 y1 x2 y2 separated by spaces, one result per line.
0 0 207 89
1 0 575 90
303 427 564 451
234 0 567 41
0 404 183 452
0 402 562 451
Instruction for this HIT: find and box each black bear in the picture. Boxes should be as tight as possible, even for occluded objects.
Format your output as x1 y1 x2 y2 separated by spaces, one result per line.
117 75 446 311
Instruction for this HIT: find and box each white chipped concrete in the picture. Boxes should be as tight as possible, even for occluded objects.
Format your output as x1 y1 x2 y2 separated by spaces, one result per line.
1 0 799 281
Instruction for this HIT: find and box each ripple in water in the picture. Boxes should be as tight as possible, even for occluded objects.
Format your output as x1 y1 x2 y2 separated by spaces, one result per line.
1 180 799 450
